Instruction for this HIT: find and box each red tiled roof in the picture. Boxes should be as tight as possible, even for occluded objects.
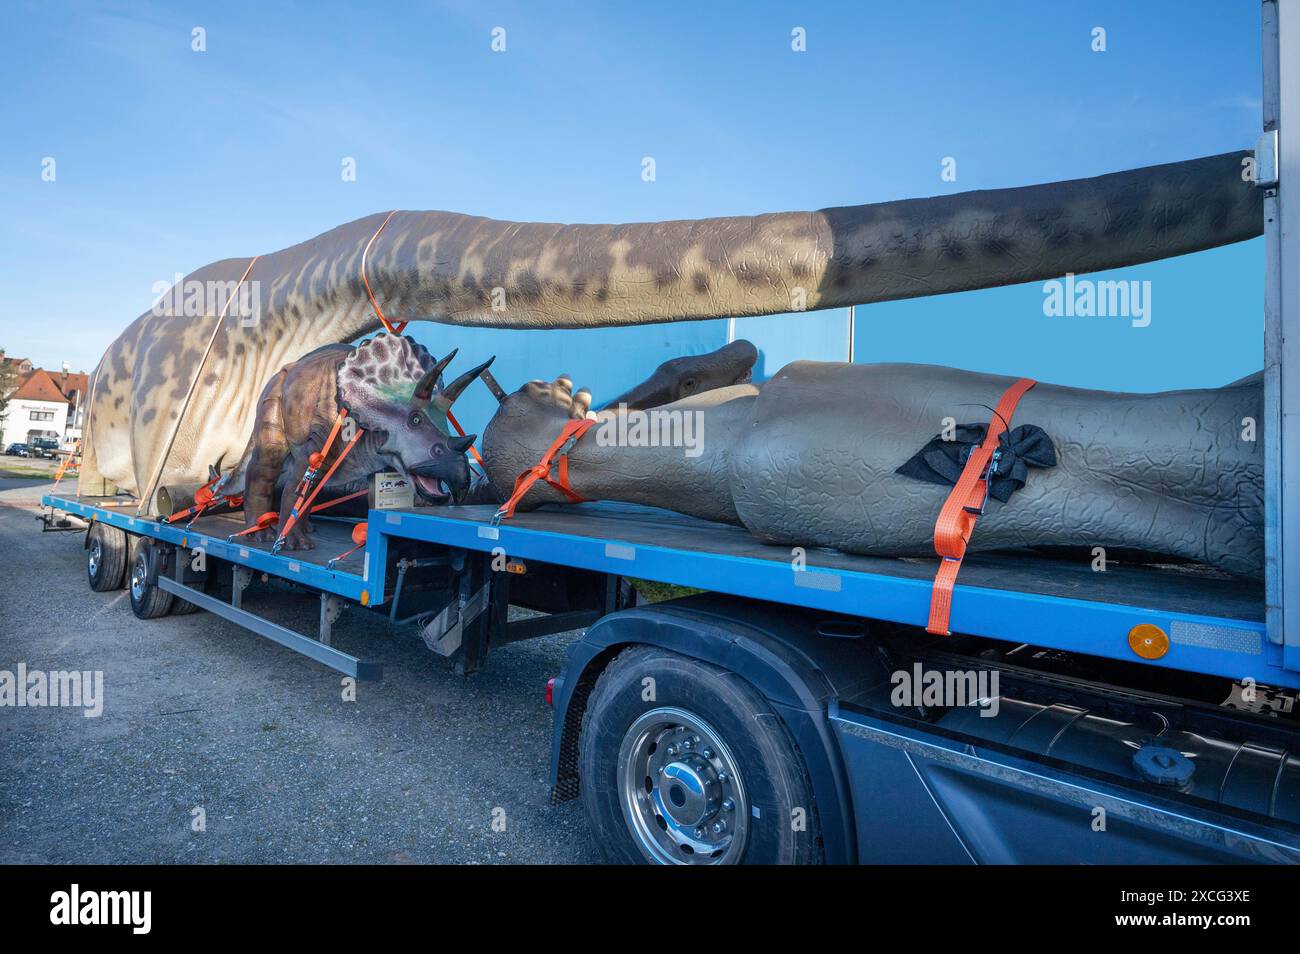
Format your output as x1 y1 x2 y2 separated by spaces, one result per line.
10 368 70 404
56 371 90 403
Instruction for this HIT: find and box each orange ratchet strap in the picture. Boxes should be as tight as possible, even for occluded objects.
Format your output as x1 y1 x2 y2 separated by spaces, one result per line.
273 409 365 553
494 418 596 524
310 488 369 514
361 211 406 335
327 524 369 569
447 409 485 469
228 511 279 541
926 377 1037 636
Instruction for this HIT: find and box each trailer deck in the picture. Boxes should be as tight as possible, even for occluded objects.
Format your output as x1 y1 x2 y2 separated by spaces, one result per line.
43 492 1284 689
371 501 1279 688
47 494 371 602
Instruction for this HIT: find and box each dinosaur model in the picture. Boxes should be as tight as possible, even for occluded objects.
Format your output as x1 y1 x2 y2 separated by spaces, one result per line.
211 334 489 549
480 364 1264 577
77 151 1260 512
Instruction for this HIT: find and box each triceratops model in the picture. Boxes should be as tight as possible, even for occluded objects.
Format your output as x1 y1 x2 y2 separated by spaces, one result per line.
212 334 489 549
76 151 1260 512
481 363 1264 577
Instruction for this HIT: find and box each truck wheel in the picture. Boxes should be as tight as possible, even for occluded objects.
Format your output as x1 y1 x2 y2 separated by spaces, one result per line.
579 645 821 865
129 540 175 619
86 523 127 592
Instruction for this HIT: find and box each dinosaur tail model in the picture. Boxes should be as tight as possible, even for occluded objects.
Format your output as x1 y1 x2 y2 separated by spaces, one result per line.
80 150 1261 506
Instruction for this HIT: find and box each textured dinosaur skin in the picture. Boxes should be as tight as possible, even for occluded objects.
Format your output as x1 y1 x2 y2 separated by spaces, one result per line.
79 151 1260 508
215 334 480 549
481 365 1264 576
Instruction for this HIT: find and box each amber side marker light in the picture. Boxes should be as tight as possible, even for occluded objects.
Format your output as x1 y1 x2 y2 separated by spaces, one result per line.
1128 623 1169 660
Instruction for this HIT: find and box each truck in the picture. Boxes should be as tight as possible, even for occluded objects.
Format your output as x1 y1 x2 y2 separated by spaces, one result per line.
35 2 1300 865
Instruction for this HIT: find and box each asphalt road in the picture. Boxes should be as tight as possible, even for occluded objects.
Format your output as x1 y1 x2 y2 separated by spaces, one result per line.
0 478 602 863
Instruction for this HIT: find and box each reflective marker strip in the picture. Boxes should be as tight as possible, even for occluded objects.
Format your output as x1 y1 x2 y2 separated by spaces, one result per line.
605 543 636 561
1169 620 1262 655
793 570 842 593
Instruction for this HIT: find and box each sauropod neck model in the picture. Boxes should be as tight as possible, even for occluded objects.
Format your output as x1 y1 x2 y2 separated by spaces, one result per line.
80 151 1259 507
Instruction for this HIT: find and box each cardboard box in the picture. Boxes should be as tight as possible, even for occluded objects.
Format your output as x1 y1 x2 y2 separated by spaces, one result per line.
370 470 415 510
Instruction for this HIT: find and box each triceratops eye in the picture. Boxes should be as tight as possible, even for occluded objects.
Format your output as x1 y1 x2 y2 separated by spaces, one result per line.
409 411 424 427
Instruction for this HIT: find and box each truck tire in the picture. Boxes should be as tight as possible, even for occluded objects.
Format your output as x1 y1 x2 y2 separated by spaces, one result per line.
86 522 128 592
128 539 175 620
579 645 821 865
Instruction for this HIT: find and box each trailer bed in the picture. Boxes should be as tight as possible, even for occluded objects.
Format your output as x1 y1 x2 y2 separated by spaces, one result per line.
47 494 371 602
369 501 1283 688
43 492 1285 689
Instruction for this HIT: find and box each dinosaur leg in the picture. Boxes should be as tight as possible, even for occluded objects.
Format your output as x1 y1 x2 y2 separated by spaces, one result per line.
242 370 290 542
274 455 316 551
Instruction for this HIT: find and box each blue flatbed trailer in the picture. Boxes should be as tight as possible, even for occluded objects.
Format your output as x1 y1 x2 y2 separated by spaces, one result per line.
36 0 1300 869
40 491 1300 863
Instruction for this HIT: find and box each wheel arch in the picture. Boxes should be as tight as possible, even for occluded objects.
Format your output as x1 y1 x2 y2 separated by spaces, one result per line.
549 595 865 864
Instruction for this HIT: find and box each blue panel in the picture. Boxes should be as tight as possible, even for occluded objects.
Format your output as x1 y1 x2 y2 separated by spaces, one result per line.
851 242 1263 393
400 321 729 438
732 309 852 378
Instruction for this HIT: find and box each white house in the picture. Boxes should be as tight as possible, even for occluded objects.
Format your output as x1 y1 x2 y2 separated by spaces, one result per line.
1 366 76 450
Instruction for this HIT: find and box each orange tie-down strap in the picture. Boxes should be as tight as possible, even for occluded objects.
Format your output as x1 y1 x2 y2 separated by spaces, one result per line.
926 377 1037 636
361 211 406 335
274 409 365 552
495 417 597 522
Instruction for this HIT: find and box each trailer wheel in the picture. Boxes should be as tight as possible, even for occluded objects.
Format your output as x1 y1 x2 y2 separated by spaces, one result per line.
128 539 175 620
86 522 128 592
579 645 821 865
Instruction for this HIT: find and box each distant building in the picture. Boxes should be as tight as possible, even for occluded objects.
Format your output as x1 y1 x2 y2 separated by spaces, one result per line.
0 357 90 450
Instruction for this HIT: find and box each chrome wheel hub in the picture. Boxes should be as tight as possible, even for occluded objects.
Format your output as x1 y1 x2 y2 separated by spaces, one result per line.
618 707 748 864
130 555 147 601
88 539 101 576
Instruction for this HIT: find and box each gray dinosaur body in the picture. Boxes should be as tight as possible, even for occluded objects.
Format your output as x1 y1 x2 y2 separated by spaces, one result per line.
481 362 1264 576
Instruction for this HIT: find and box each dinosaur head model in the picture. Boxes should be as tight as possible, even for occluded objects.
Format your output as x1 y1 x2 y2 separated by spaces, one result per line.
211 334 490 548
598 338 758 410
75 150 1261 511
336 335 489 504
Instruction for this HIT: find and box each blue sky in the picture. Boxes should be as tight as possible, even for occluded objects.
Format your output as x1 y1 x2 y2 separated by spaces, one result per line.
0 1 1265 434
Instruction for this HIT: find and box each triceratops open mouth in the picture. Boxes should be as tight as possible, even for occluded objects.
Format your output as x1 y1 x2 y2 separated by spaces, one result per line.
409 459 470 504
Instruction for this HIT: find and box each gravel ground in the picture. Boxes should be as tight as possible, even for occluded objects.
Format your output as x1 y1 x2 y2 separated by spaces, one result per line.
0 479 602 864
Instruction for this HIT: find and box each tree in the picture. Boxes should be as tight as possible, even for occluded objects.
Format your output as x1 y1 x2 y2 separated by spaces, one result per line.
0 349 20 438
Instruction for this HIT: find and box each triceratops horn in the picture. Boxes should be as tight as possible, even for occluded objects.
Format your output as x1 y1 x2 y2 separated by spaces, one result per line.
434 355 496 412
207 453 226 482
412 349 458 405
449 434 477 454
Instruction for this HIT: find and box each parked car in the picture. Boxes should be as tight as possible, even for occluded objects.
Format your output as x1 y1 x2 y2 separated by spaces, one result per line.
29 439 59 459
5 443 29 457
